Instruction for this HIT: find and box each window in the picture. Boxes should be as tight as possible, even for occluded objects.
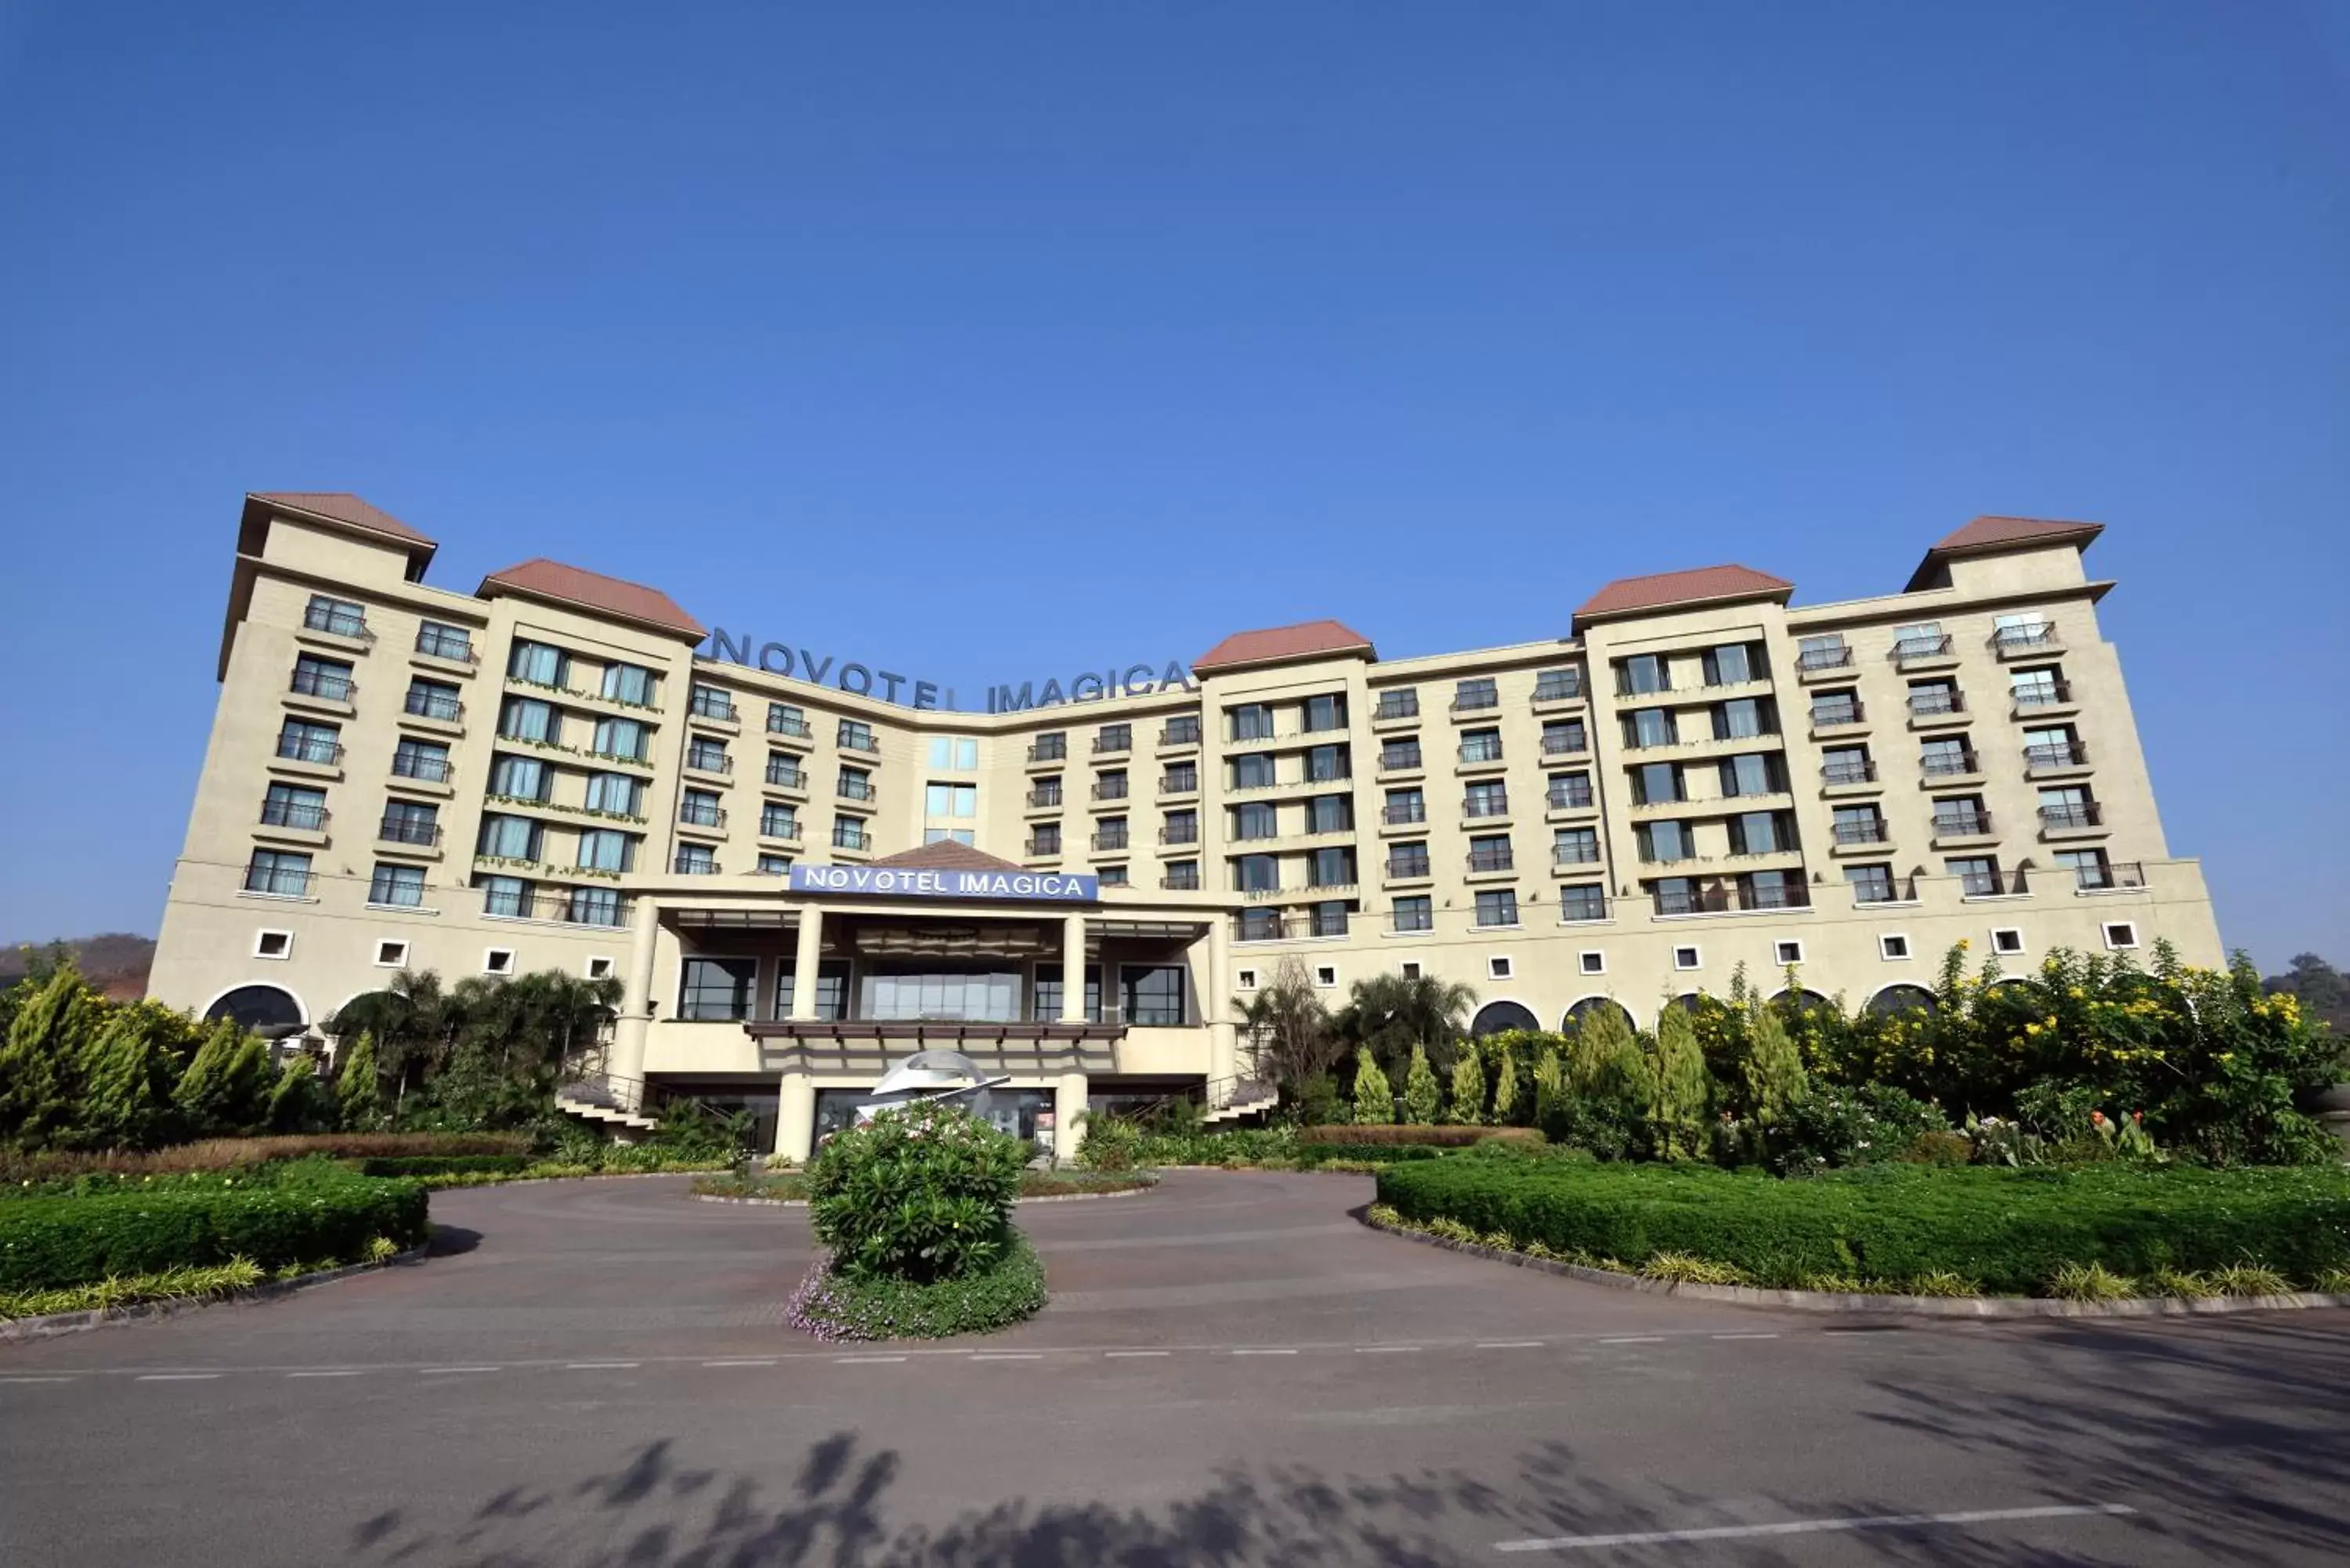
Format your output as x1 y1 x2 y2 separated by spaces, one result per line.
1773 939 1805 966
416 620 472 661
1391 895 1434 932
1712 697 1770 740
1400 961 1423 981
1094 769 1129 801
1831 804 1885 845
1374 689 1419 721
404 678 461 723
1638 821 1693 863
1994 612 2052 649
1578 951 1606 976
1029 823 1061 855
1386 840 1431 877
1098 863 1130 886
2102 921 2139 951
392 738 450 781
1314 965 1340 988
686 737 730 773
2010 666 2063 707
1672 945 1701 971
1232 752 1276 789
833 818 870 851
1162 809 1198 844
777 960 853 1023
1236 969 1258 989
1303 693 1347 733
369 863 426 909
303 594 367 638
925 782 978 818
1618 654 1670 695
1720 753 1777 797
1162 716 1202 746
478 875 530 919
374 938 410 967
1932 796 1990 836
2023 725 2082 769
689 685 736 721
592 719 649 761
1030 732 1067 761
1307 846 1355 888
1552 827 1599 865
1745 868 1802 910
760 803 798 838
678 956 757 1021
1095 816 1130 852
1234 801 1278 840
1627 708 1676 748
1031 775 1064 808
1307 794 1352 833
585 956 616 981
381 800 440 845
1907 679 1961 717
1096 723 1132 753
2058 848 2117 889
1454 677 1499 710
1162 860 1199 890
1728 811 1788 855
1379 739 1421 770
1950 858 2003 898
1846 864 1896 904
488 754 548 801
674 843 718 875
1559 883 1607 922
1474 889 1520 928
1541 718 1587 755
602 663 655 705
1487 955 1513 980
927 736 979 769
1306 744 1350 782
1796 634 1848 671
2038 786 2097 830
1990 927 2026 956
1879 934 1911 961
1533 667 1582 701
1465 780 1509 818
1229 703 1275 741
1634 761 1679 805
1810 688 1862 726
1703 643 1755 685
1893 620 1947 659
482 948 517 977
923 827 978 846
680 788 724 828
497 697 555 742
571 886 623 927
1920 736 1974 776
755 853 791 876
584 771 643 817
253 929 292 959
1162 762 1198 793
1235 854 1279 893
1384 788 1426 825
1030 964 1103 1024
260 782 328 830
1460 728 1503 764
1650 876 1697 915
1468 833 1513 872
291 653 354 701
1548 771 1594 810
508 641 567 686
769 703 810 737
479 814 540 862
1121 966 1187 1027
838 719 876 751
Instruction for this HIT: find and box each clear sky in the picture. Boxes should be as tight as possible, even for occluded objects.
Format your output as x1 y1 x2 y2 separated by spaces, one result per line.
1 3 2344 969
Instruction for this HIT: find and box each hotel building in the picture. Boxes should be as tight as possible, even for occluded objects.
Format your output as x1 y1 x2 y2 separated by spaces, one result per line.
150 493 2222 1158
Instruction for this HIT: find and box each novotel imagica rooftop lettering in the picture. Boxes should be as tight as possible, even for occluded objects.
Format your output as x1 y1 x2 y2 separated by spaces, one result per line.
787 865 1100 902
703 628 1193 713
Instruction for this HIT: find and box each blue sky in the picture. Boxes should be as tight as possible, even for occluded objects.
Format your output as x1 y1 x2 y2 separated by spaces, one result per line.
1 3 2343 969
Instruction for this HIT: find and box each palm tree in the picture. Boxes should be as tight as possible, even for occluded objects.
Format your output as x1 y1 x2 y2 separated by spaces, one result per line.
1338 971 1477 1076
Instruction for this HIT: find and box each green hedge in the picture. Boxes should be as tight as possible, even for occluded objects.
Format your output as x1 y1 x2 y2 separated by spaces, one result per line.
1292 1143 1451 1166
1375 1158 2350 1295
345 1154 533 1178
788 1234 1047 1340
0 1159 428 1291
1296 1125 1542 1148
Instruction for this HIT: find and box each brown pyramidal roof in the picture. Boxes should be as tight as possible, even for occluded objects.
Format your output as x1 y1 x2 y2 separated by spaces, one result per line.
1906 514 2104 591
477 558 706 641
1574 564 1793 627
1194 619 1375 674
249 491 436 546
868 840 1030 874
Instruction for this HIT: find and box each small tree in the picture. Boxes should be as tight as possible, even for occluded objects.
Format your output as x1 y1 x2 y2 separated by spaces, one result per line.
75 1012 176 1151
1742 1001 1809 1132
1648 1001 1711 1159
1446 1045 1486 1124
0 965 95 1149
172 1017 245 1136
337 1031 384 1132
1350 1046 1395 1125
266 1052 331 1134
1401 1043 1441 1125
1489 1040 1520 1125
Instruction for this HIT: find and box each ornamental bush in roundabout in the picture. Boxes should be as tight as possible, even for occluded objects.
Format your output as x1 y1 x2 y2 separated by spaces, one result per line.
787 1099 1046 1341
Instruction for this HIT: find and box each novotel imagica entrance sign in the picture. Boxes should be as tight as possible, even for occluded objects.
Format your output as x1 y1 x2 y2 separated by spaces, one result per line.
787 865 1099 902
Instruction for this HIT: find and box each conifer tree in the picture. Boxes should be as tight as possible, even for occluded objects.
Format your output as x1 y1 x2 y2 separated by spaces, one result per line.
77 1013 175 1150
218 1035 275 1133
337 1031 383 1132
172 1017 244 1136
1350 1045 1394 1125
1648 1002 1712 1160
1489 1040 1520 1125
1742 1002 1809 1131
1446 1045 1486 1124
0 966 96 1148
1401 1043 1441 1125
266 1051 329 1134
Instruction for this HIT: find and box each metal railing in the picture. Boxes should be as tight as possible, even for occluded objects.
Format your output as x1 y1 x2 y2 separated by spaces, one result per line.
1385 854 1431 879
1028 786 1063 807
1029 739 1067 763
414 627 475 662
1387 909 1435 934
1548 786 1596 811
1310 908 1350 938
277 735 343 765
2013 680 2073 709
1922 751 1981 777
290 667 355 702
1463 795 1510 819
1934 811 1994 838
678 803 727 829
1025 836 1061 857
758 816 800 840
672 853 721 874
243 862 312 897
1466 848 1515 873
1373 694 1420 721
1092 780 1129 800
259 801 329 830
1557 891 1609 923
1852 875 1916 906
1092 831 1130 852
1811 700 1864 726
1993 621 2059 650
392 751 451 782
689 695 739 723
302 602 369 639
1893 634 1954 661
1379 747 1423 771
1822 760 1876 786
1159 774 1198 795
1541 732 1587 755
2039 802 2102 831
1533 672 1585 702
836 778 873 800
1450 688 1500 713
1459 742 1504 764
2024 742 2087 770
765 764 807 789
1907 690 1965 717
1159 824 1198 845
378 816 443 847
1381 803 1427 826
1553 842 1600 866
1160 871 1201 891
1093 732 1131 753
1159 722 1202 746
688 751 735 775
1832 818 1890 845
767 713 812 738
404 688 462 722
832 827 870 851
837 727 878 753
2077 860 2144 891
1797 645 1853 672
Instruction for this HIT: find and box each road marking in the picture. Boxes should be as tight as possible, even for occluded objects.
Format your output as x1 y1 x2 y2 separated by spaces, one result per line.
1493 1502 2138 1552
1102 1350 1170 1359
1712 1332 1779 1340
969 1353 1043 1360
1356 1345 1421 1354
835 1355 906 1364
1231 1348 1298 1357
0 1376 74 1384
418 1366 501 1375
134 1373 220 1382
287 1370 363 1378
565 1362 640 1370
1477 1341 1545 1349
702 1359 776 1367
1599 1336 1665 1345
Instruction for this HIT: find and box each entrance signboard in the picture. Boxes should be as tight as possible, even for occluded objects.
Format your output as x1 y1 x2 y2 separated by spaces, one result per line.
786 865 1099 902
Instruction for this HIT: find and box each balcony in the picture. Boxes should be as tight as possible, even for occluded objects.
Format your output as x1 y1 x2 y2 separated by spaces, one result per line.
1384 854 1432 882
757 818 801 844
1795 645 1855 682
1091 780 1130 802
1377 748 1425 777
1653 883 1812 916
1552 843 1601 869
1808 700 1867 736
1992 621 2065 659
1091 830 1130 853
1160 870 1201 891
1380 803 1428 829
1158 774 1198 797
1906 691 1968 729
836 778 874 802
1540 732 1589 757
764 764 808 793
242 863 313 898
273 736 344 770
1462 795 1511 821
1532 672 1586 706
678 803 727 832
767 713 812 739
413 627 475 664
1921 753 1985 787
1309 907 1351 938
688 696 741 728
392 752 453 784
1957 865 2024 899
1820 761 1878 796
1234 912 1300 943
832 826 871 853
483 884 629 927
1027 786 1064 809
1025 836 1061 858
403 689 464 724
377 816 443 849
1372 694 1420 726
1892 634 1956 668
1457 743 1506 770
302 602 371 641
2012 680 2077 716
1546 786 1597 815
289 668 356 705
1387 909 1436 934
1158 823 1199 846
1852 875 1918 907
1093 732 1132 755
2037 802 2106 838
1448 690 1501 718
2075 860 2146 892
2024 741 2091 776
671 853 721 875
1158 722 1202 750
1931 811 1999 848
1466 848 1516 875
837 728 879 755
259 801 330 832
1027 739 1068 765
685 752 734 778
1830 818 1891 852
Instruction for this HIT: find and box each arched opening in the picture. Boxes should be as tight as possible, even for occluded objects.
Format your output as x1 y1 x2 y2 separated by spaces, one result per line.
202 983 304 1034
1666 992 1704 1015
1470 1000 1539 1037
1564 996 1634 1034
1867 984 1937 1017
1772 988 1832 1017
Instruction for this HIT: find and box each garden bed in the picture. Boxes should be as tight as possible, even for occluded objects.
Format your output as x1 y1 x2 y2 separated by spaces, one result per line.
1374 1156 2350 1299
787 1234 1049 1342
693 1169 1155 1203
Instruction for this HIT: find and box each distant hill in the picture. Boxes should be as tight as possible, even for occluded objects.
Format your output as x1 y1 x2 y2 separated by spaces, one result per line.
0 933 154 999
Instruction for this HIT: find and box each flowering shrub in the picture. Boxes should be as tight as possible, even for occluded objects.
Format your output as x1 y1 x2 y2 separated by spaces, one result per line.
786 1234 1047 1342
804 1100 1027 1284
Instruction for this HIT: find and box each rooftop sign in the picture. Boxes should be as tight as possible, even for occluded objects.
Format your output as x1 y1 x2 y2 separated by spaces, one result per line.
788 865 1100 902
702 628 1193 713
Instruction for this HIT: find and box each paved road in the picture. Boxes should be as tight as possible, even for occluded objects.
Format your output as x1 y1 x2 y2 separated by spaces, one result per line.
3 1170 2347 1565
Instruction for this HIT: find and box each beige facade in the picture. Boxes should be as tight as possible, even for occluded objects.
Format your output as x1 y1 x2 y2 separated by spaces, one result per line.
150 495 2221 1159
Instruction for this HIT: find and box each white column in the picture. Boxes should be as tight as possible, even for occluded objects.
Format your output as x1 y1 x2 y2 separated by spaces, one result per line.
776 1071 816 1164
1060 912 1088 1023
608 898 660 1109
1204 918 1238 1096
1053 1071 1089 1162
790 904 824 1021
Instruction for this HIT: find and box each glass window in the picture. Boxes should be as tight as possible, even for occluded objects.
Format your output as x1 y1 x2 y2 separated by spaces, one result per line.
927 736 979 769
1640 821 1692 862
1722 753 1775 796
1121 966 1188 1027
602 663 654 705
368 863 426 908
260 782 327 829
478 814 540 861
1948 857 2001 896
674 843 718 874
508 641 567 686
244 849 313 896
1636 761 1679 804
489 754 548 801
759 803 797 838
1797 634 1847 670
1235 854 1280 893
1307 794 1352 833
1228 703 1274 741
1303 693 1347 732
1163 809 1198 843
756 853 791 876
588 717 645 761
1030 823 1061 854
924 782 978 818
768 703 808 735
839 720 875 750
584 771 643 816
1235 802 1278 840
1534 667 1582 700
303 594 367 638
1559 883 1606 921
381 800 439 842
1731 811 1784 854
1391 895 1434 931
680 788 723 827
1232 752 1276 789
1846 863 1895 902
1030 964 1103 1024
1629 708 1676 747
1810 688 1861 724
479 875 530 919
1375 689 1419 720
392 738 449 780
499 697 555 742
1460 728 1503 763
1097 724 1131 752
415 620 472 660
1553 827 1599 863
291 653 353 700
1307 846 1356 887
678 957 757 1021
2011 666 2062 703
778 960 853 1023
1466 780 1509 816
1820 746 1870 785
686 737 728 772
1548 771 1593 808
1163 762 1198 791
1893 621 1945 656
1542 719 1586 753
1454 677 1499 710
689 684 735 719
1474 889 1519 927
1094 815 1130 850
1714 698 1768 739
1619 654 1669 695
1306 744 1350 782
861 970 1022 1024
1385 787 1426 822
1704 644 1752 685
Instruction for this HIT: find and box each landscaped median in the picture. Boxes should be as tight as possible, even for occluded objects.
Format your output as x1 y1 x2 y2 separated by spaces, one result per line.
1372 1153 2350 1302
693 1169 1155 1203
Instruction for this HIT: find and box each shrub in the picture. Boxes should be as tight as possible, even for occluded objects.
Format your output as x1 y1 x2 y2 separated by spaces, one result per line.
1647 1003 1711 1161
2210 1262 2292 1298
1295 1125 1540 1147
0 1158 429 1291
787 1235 1047 1342
2 1258 267 1321
1489 1041 1520 1126
1445 1047 1486 1125
1350 1047 1394 1125
0 1130 529 1183
1401 1046 1442 1126
1375 1158 2350 1298
2049 1261 2136 1302
348 1154 534 1177
1777 1085 1952 1176
806 1101 1026 1284
337 1032 382 1133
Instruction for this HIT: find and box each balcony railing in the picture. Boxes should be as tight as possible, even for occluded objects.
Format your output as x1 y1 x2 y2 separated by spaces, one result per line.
1993 621 2059 650
1158 824 1199 845
1743 881 1810 910
1450 688 1500 714
1459 743 1504 765
404 689 462 722
1387 909 1435 934
1797 645 1853 673
291 668 355 702
1466 848 1515 873
671 853 721 875
1933 811 1994 838
678 804 726 829
378 816 443 847
391 751 451 782
1463 795 1510 819
277 735 344 766
1907 690 1965 717
1029 739 1067 763
689 695 740 723
1306 767 1352 784
1381 802 1427 826
243 862 312 897
1379 749 1423 771
1310 908 1350 938
1161 870 1201 891
1374 694 1420 721
414 627 475 662
1922 752 1981 777
1385 854 1432 879
687 752 734 775
2024 742 2087 770
1547 786 1596 810
1092 780 1129 801
1028 786 1063 807
765 764 807 789
2013 680 2073 710
1822 760 1877 786
1025 836 1061 857
1557 891 1609 923
302 602 369 639
767 713 812 738
1092 832 1130 852
1553 842 1600 866
837 778 874 800
832 827 870 851
1832 818 1890 845
1159 721 1202 746
1893 634 1954 662
1956 866 2015 898
1159 775 1198 795
1533 672 1585 702
1811 701 1864 727
759 818 800 840
2039 802 2102 831
259 801 328 830
1652 883 1812 916
838 728 878 753
2076 860 2145 891
1541 732 1587 756
1093 732 1132 754
1852 875 1917 906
